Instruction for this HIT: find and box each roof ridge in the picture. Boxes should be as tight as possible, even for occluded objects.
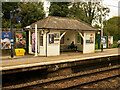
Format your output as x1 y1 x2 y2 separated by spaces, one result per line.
43 16 51 28
48 16 75 20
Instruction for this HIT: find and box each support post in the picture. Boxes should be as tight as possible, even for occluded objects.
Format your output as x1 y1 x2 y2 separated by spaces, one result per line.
10 19 14 58
46 32 47 57
10 8 21 58
35 24 37 56
45 30 50 57
101 0 103 36
98 32 101 49
29 31 31 53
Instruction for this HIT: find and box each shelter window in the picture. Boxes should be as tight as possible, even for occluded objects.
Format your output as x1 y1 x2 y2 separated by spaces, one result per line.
77 33 81 43
81 37 83 45
30 32 32 44
40 35 43 46
49 34 54 44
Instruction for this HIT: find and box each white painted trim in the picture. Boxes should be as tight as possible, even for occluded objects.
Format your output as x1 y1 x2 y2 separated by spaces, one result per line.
1 54 119 71
78 31 85 40
38 31 40 53
29 31 31 53
35 24 38 56
60 31 66 40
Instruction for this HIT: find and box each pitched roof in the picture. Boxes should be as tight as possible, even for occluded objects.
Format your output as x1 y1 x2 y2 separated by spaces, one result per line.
29 16 98 31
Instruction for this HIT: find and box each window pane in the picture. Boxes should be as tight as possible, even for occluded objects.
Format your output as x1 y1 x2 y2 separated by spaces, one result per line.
77 33 81 43
40 35 43 46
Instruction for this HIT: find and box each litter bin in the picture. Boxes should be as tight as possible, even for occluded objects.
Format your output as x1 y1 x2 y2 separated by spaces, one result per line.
15 49 25 56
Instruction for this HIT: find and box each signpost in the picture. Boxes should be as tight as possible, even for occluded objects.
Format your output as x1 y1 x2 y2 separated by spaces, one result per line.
10 8 21 58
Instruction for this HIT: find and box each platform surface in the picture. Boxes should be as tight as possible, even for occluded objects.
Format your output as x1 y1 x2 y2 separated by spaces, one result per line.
1 48 119 70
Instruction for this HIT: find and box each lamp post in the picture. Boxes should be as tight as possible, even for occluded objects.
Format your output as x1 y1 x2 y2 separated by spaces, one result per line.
10 11 13 58
98 31 101 49
10 8 21 58
101 0 103 36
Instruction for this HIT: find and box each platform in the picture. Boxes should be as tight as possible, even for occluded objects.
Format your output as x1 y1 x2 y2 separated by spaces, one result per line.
1 48 119 71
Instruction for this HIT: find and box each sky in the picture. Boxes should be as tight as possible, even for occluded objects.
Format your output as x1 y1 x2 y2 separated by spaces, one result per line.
103 0 120 19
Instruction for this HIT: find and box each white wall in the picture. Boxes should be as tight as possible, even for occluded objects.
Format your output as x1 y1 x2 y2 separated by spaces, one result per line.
39 30 60 56
64 31 76 45
83 32 95 53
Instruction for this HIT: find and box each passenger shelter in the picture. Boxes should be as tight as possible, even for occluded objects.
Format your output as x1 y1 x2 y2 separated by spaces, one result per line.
25 16 98 56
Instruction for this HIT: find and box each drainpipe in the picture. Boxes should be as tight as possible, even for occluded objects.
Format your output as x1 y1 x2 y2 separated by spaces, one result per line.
46 30 50 57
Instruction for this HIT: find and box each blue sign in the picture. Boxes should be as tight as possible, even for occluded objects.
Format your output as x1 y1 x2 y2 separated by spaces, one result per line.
1 32 11 49
101 36 107 48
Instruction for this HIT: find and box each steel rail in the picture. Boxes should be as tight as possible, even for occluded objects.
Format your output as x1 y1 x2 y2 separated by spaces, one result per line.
2 64 120 89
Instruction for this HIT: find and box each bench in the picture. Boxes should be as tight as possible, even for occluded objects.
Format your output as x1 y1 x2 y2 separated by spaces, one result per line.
68 45 78 51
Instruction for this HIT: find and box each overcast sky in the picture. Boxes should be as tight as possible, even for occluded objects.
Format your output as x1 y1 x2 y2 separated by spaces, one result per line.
103 0 120 19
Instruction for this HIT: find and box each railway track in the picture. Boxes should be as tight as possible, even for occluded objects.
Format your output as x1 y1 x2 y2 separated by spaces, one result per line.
2 64 120 89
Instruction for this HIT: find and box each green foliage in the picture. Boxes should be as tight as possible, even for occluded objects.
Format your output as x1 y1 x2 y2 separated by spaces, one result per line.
2 2 45 28
95 41 118 50
2 2 18 20
77 33 81 43
69 2 110 25
113 41 118 48
104 16 120 41
2 18 10 28
49 2 70 17
95 43 98 50
49 2 109 25
18 2 45 27
94 24 101 29
2 2 18 28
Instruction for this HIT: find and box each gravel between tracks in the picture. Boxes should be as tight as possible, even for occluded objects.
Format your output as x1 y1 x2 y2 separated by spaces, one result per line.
3 65 120 89
78 76 120 89
33 69 119 89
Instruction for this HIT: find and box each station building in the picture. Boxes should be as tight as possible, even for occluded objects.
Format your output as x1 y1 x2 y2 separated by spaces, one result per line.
25 16 98 56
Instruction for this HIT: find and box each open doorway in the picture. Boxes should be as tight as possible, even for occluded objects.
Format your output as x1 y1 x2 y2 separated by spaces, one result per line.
60 31 83 54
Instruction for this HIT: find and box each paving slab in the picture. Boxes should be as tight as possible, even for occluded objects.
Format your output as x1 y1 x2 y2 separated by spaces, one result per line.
0 48 119 71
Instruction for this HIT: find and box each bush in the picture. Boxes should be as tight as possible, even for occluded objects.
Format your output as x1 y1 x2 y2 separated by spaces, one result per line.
113 41 118 48
95 41 118 50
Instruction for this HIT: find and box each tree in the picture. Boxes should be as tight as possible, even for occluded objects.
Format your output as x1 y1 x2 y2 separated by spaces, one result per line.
104 16 120 41
49 2 109 26
69 2 110 25
2 2 45 28
17 2 45 27
2 2 18 28
49 2 70 17
2 2 18 20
